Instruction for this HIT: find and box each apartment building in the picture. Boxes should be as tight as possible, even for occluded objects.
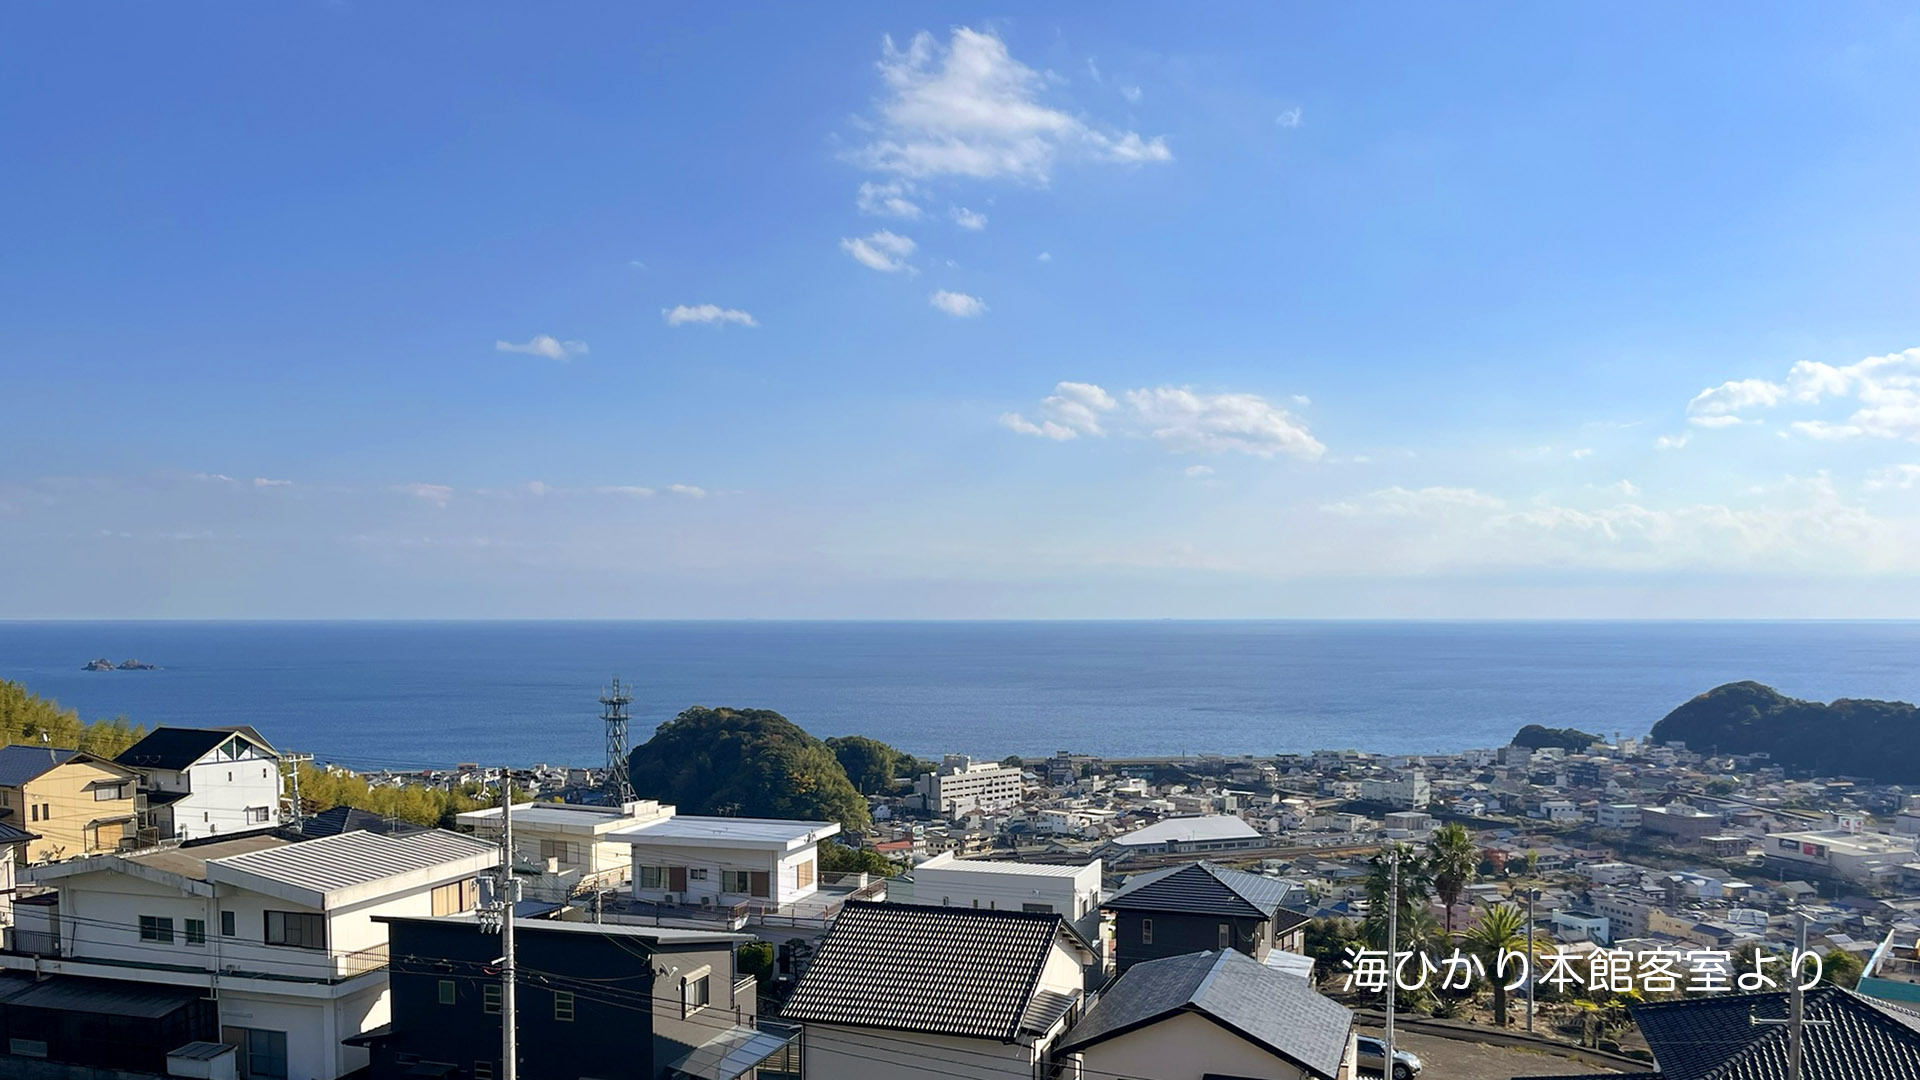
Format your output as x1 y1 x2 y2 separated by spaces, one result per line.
1359 771 1430 810
915 755 1025 817
115 726 283 842
0 745 139 863
1596 803 1642 830
4 828 497 1079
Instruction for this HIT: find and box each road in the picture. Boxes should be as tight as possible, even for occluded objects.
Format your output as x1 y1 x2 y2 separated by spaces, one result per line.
1358 1031 1622 1080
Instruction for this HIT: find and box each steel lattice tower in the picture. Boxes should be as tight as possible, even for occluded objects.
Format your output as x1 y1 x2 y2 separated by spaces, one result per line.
599 676 634 804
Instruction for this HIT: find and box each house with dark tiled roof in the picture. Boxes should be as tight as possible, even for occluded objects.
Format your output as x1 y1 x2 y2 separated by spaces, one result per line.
1102 860 1305 973
1056 948 1356 1080
115 726 282 841
778 901 1098 1079
1517 985 1920 1080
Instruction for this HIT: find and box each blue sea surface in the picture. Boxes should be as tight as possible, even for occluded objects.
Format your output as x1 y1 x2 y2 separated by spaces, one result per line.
0 621 1915 769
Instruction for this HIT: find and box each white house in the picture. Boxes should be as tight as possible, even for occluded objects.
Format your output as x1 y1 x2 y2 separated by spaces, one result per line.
781 902 1097 1079
609 812 839 910
892 852 1103 943
455 798 673 901
116 727 284 842
6 828 497 1080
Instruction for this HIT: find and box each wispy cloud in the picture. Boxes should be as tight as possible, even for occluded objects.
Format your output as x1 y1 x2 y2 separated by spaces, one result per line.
666 484 707 498
1036 251 1052 263
840 230 917 273
662 304 757 328
392 482 454 506
850 27 1172 184
856 180 922 219
949 206 988 231
253 477 293 488
1004 381 1324 460
496 335 588 361
1275 106 1303 128
929 290 987 318
1654 432 1690 451
1866 464 1920 491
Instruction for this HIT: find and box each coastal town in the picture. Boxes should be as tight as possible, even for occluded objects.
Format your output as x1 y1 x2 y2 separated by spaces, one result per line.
2 681 1918 1080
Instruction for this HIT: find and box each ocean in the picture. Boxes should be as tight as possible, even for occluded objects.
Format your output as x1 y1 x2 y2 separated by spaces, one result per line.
1 621 1916 770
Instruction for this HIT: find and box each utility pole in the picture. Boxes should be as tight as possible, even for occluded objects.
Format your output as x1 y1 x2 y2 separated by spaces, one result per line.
1525 887 1537 1034
479 771 520 1080
1751 908 1826 1080
1384 848 1398 1075
284 753 314 827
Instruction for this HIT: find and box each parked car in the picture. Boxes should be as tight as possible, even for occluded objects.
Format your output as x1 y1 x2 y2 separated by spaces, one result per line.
1355 1034 1423 1079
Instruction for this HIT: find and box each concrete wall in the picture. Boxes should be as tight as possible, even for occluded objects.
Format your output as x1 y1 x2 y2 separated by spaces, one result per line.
629 843 821 907
175 752 282 840
802 1023 1038 1080
1076 1011 1312 1080
908 856 1102 941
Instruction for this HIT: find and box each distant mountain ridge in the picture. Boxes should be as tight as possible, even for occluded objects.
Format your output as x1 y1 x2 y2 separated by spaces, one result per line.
1650 681 1920 783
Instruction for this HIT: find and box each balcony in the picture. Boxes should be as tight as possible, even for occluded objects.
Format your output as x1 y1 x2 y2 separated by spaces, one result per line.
596 873 887 932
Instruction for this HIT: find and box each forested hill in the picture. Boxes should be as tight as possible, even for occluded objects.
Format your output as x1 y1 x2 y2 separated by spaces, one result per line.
1650 681 1920 783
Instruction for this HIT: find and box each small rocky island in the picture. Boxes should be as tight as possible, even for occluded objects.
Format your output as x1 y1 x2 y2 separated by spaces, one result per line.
83 658 160 671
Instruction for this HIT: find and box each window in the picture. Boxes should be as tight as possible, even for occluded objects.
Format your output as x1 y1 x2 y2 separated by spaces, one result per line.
438 980 456 1005
186 919 207 946
688 868 708 881
794 858 815 890
241 1029 288 1080
683 972 711 1016
139 915 175 943
264 910 325 950
483 984 501 1015
539 840 580 865
29 804 37 823
94 782 129 801
1023 903 1053 913
473 1063 493 1080
553 990 575 1021
432 879 480 916
1218 923 1231 949
638 866 664 889
722 870 751 894
246 807 271 824
221 910 237 936
9 1039 48 1058
1141 918 1153 945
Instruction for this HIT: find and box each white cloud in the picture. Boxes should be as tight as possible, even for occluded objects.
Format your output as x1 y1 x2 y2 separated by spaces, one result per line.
1654 433 1690 451
950 206 988 231
662 304 757 328
1291 394 1311 407
1336 486 1507 516
594 485 656 497
840 230 917 273
393 483 454 506
1611 479 1639 497
666 484 707 498
852 27 1172 183
1569 448 1594 459
1275 107 1303 128
1004 381 1324 460
192 472 236 484
496 335 587 361
1866 464 1920 490
929 290 987 318
856 180 922 219
1036 251 1052 263
1684 347 1920 442
252 477 293 488
1184 465 1213 478
1689 414 1749 429
1120 85 1143 104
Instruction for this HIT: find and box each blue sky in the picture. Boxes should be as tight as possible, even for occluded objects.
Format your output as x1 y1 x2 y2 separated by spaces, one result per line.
6 4 1920 618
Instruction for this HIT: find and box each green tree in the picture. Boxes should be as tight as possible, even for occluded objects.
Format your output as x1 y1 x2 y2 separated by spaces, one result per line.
825 735 917 795
1459 904 1532 1028
1427 823 1479 936
737 941 774 984
1303 917 1363 980
818 841 898 877
1823 948 1864 989
1363 844 1434 950
0 680 146 757
287 762 522 827
1000 754 1024 768
628 707 870 831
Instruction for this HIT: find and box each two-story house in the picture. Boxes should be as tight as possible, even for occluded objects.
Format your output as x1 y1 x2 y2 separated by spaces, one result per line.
887 852 1103 945
4 828 497 1079
780 901 1097 1080
0 745 139 863
115 726 283 842
1103 861 1307 974
361 913 790 1080
454 798 674 902
611 812 839 913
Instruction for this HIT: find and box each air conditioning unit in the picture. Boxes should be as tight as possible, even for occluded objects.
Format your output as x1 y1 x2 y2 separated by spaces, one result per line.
701 895 715 908
663 893 678 905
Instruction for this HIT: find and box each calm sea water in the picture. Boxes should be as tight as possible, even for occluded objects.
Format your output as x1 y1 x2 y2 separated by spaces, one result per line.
0 621 1915 769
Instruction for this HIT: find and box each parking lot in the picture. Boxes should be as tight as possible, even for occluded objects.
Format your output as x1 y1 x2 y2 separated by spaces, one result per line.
1357 1030 1623 1079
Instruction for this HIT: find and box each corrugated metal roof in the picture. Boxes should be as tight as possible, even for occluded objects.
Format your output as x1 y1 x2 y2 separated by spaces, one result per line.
209 828 494 895
0 974 206 1019
779 902 1069 1041
167 1042 235 1062
1112 815 1260 847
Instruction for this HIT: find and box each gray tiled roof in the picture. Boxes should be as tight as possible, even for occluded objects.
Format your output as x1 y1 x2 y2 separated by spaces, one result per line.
1104 861 1289 920
1630 986 1920 1080
0 746 79 788
779 902 1074 1041
1055 948 1353 1079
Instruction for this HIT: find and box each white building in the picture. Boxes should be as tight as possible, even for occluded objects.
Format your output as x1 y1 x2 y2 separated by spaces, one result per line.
894 852 1103 942
1359 772 1430 810
1580 861 1644 886
1540 800 1584 824
916 755 1025 817
610 813 840 910
7 829 497 1080
1551 909 1612 946
115 726 284 842
455 798 673 901
1105 815 1265 859
1596 803 1643 830
1764 825 1920 885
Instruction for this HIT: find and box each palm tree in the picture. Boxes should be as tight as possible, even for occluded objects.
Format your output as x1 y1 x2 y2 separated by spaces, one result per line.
1459 903 1531 1028
1363 843 1434 949
1427 823 1479 936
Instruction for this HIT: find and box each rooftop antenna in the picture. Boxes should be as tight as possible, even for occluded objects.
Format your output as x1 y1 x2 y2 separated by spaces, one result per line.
600 676 634 805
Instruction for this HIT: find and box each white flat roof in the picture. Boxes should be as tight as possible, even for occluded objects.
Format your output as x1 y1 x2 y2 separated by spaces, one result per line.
919 857 1097 878
609 815 840 852
1113 815 1261 846
456 802 668 834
